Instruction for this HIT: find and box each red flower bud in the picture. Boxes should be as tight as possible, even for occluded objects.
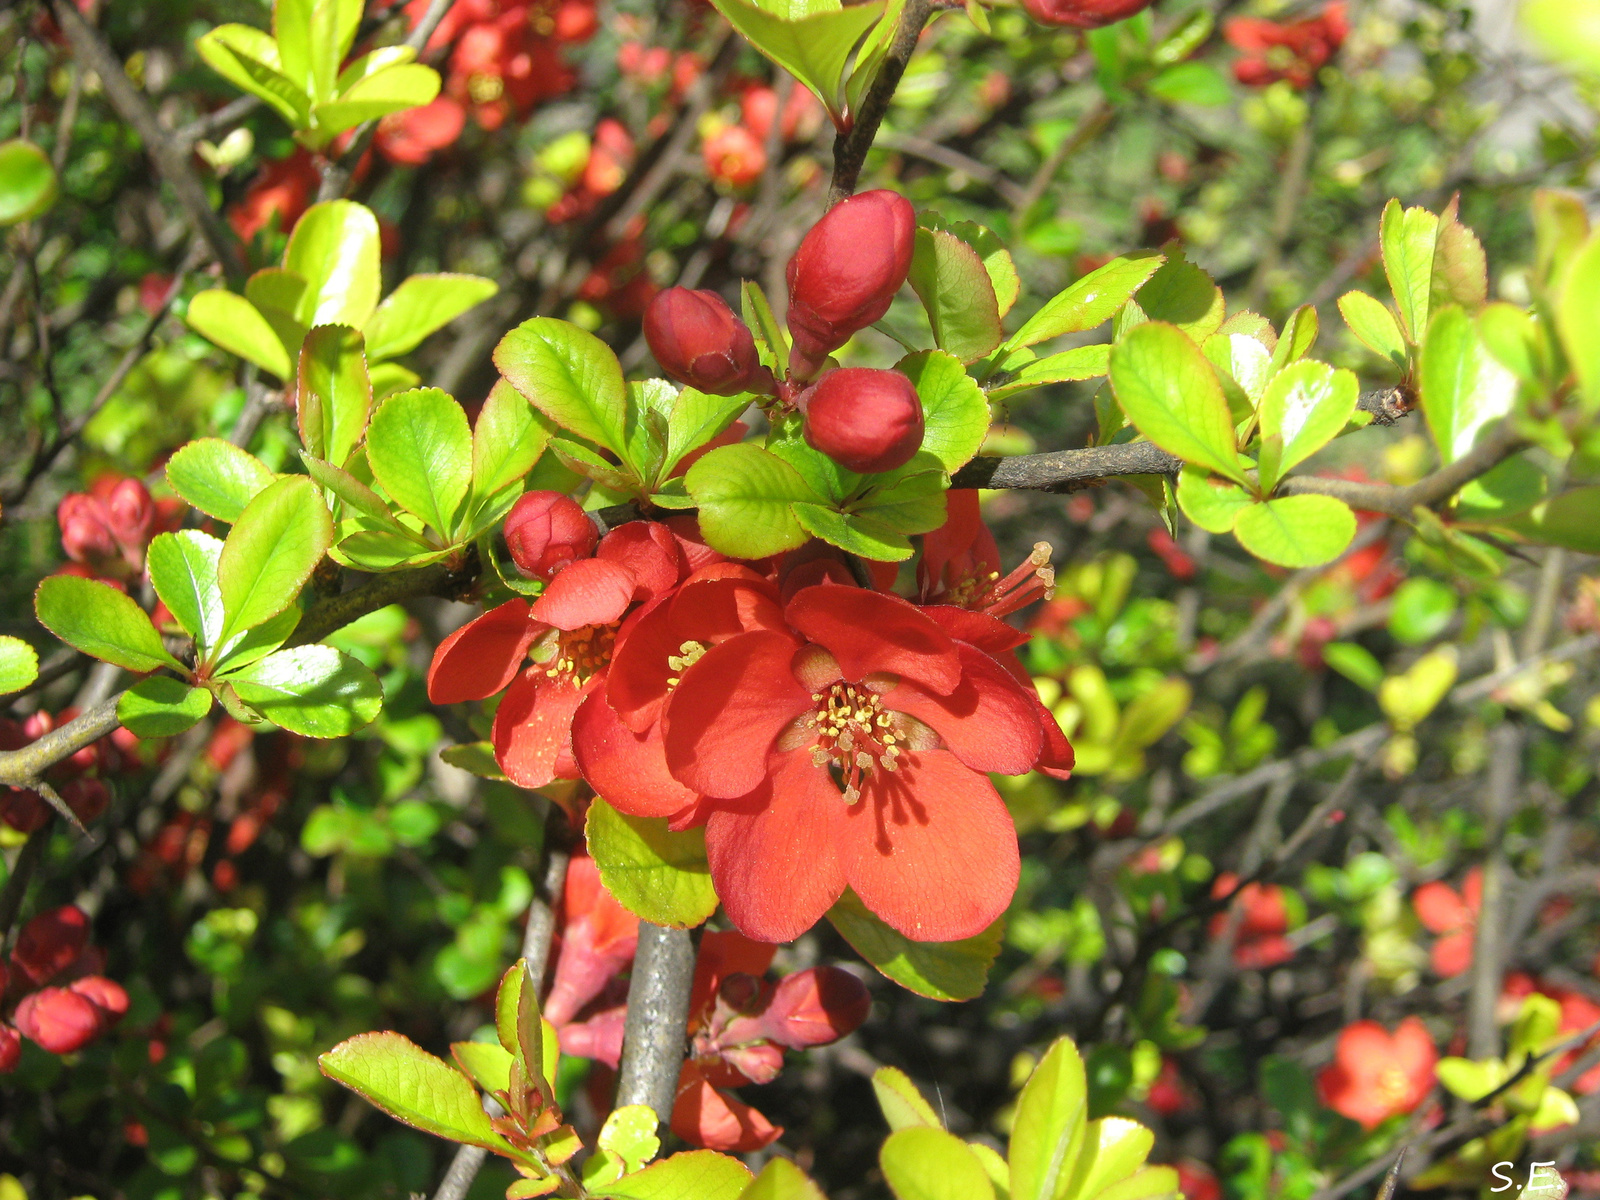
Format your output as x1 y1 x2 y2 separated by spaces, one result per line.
13 986 102 1054
644 287 768 396
0 790 49 833
57 494 117 567
12 905 90 986
503 491 597 581
800 368 924 474
785 189 915 380
1022 0 1153 28
104 478 156 556
757 966 871 1049
0 1024 19 1073
61 778 109 825
69 974 130 1024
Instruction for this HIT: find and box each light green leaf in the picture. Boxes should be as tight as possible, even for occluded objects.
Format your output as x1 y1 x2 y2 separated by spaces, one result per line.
336 44 416 92
495 317 632 460
661 387 749 481
1525 0 1600 77
1533 188 1591 298
738 1157 827 1200
1091 1166 1178 1200
363 273 499 361
592 1150 753 1200
1419 306 1518 465
792 503 913 561
35 576 183 674
147 531 225 659
284 200 382 328
1009 1038 1088 1200
1144 62 1231 106
187 290 294 378
849 456 949 536
932 219 1020 317
1007 254 1164 351
845 0 907 116
371 360 421 399
1201 333 1273 419
898 350 989 471
1501 487 1600 554
1062 1119 1154 1200
1431 196 1488 314
1176 468 1251 534
1337 291 1408 371
1268 304 1319 375
228 644 383 737
1109 323 1247 484
708 0 886 127
1255 360 1358 489
314 62 442 135
873 1066 944 1131
908 228 1004 364
471 379 552 504
1126 253 1225 341
970 1144 1012 1200
583 1106 664 1189
296 324 372 467
304 455 418 540
218 476 334 645
1557 228 1600 413
742 279 789 376
585 798 718 928
685 442 820 558
117 677 213 738
195 25 310 125
1380 199 1438 343
319 1032 513 1152
0 636 39 695
451 1040 514 1095
827 889 1001 1001
367 387 474 538
1476 303 1544 384
166 438 277 524
1233 495 1357 568
215 605 301 676
1322 642 1384 691
987 346 1111 404
882 1127 996 1200
0 140 59 225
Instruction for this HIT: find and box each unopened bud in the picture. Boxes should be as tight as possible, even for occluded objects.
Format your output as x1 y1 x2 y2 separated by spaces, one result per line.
800 368 924 474
12 905 90 986
503 491 597 581
57 494 117 567
757 966 871 1049
644 287 768 396
69 975 130 1024
104 478 156 556
785 190 915 380
1022 0 1154 28
13 987 102 1054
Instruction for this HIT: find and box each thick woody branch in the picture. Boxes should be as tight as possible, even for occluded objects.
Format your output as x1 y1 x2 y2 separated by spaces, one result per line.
615 923 696 1123
829 0 931 203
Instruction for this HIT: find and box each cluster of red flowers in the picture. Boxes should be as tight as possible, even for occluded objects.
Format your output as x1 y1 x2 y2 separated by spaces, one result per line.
1316 1017 1437 1129
1225 3 1349 90
54 474 177 585
432 484 1069 944
1413 867 1480 978
540 855 869 1149
1208 872 1295 969
0 906 128 1072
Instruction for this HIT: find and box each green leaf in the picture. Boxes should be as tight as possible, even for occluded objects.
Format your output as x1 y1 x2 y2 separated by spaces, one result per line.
1533 188 1591 298
1233 495 1357 568
147 531 225 659
1476 303 1545 384
1501 487 1600 554
304 456 419 540
187 290 294 378
367 387 474 538
471 379 551 506
1322 642 1384 691
1380 198 1438 343
1126 253 1224 341
908 228 1004 364
1269 304 1319 375
1062 1119 1156 1200
592 1151 753 1200
827 889 1001 1001
195 25 310 125
215 605 301 676
741 279 789 376
792 503 914 561
35 576 183 674
1557 228 1600 413
1009 1038 1088 1200
970 1145 1012 1200
931 219 1020 317
685 443 820 558
1255 360 1358 490
845 0 907 117
495 317 632 460
1431 196 1488 314
494 959 548 1095
227 645 383 737
708 0 886 128
166 438 277 524
898 350 989 471
1387 577 1458 646
585 798 718 928
1144 62 1230 106
738 1157 827 1200
0 140 59 225
451 1040 514 1095
284 200 382 328
1007 254 1164 350
318 1032 513 1152
440 741 507 781
1201 333 1273 420
363 273 498 361
336 43 414 92
1109 323 1246 484
295 324 372 467
882 1127 996 1200
117 677 213 738
218 476 334 645
247 267 311 350
661 387 749 481
0 636 39 695
848 456 949 536
1337 291 1408 371
313 62 442 135
873 1066 944 1132
1525 0 1600 77
1419 306 1518 465
988 346 1112 402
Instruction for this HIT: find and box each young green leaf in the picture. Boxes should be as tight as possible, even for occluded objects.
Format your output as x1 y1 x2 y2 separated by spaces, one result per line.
873 1066 944 1132
451 1040 514 1095
472 379 552 502
660 386 748 481
591 1150 753 1200
1109 323 1248 485
708 0 886 129
1232 495 1357 568
827 889 1002 1001
792 504 915 561
1176 469 1252 534
318 1031 514 1152
1380 199 1439 343
987 345 1112 402
186 290 294 378
907 227 1004 364
1201 332 1273 419
1144 61 1230 106
586 799 718 928
1322 642 1385 691
1476 303 1545 384
227 644 383 737
165 438 277 524
1501 487 1600 554
215 606 302 677
898 350 990 472
1418 306 1518 464
367 387 474 538
195 25 310 126
1557 228 1600 413
1127 253 1225 341
1531 188 1590 298
881 1126 996 1200
117 677 213 738
1337 291 1408 371
1006 254 1165 350
35 576 184 674
303 455 419 540
1255 360 1358 489
930 219 1020 317
495 316 632 460
363 273 499 361
1430 196 1488 314
741 279 790 376
1061 1118 1156 1200
147 531 225 661
218 476 334 645
685 443 821 558
1009 1038 1089 1200
0 636 39 695
0 139 59 225
1268 304 1318 375
284 200 382 328
313 62 442 135
738 1157 827 1200
296 324 372 467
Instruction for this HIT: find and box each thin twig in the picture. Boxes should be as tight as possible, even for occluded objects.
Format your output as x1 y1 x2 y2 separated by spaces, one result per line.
829 0 931 203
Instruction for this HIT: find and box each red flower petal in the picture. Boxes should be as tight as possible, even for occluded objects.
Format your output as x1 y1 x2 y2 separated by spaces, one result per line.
704 752 846 943
1412 880 1471 934
12 905 90 986
881 644 1043 775
532 558 637 631
920 604 1030 655
690 930 777 1017
1032 692 1076 780
1432 930 1474 977
572 689 700 819
840 748 1018 943
663 631 809 799
558 1005 626 1069
785 585 961 695
670 1061 782 1152
492 669 591 788
427 599 536 704
597 520 685 605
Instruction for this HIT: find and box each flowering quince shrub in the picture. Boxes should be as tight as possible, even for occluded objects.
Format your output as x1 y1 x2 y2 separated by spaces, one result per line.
11 0 1600 1196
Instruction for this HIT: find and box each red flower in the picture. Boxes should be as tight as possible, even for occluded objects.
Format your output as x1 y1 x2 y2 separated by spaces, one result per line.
545 855 640 1036
740 85 822 145
12 905 90 986
1175 1161 1221 1200
703 124 766 188
377 96 467 165
0 1024 19 1073
918 490 1056 617
13 987 101 1054
1225 3 1348 90
1413 868 1480 977
228 150 317 243
672 1061 784 1152
1209 873 1294 969
1146 1056 1195 1115
1316 1018 1437 1129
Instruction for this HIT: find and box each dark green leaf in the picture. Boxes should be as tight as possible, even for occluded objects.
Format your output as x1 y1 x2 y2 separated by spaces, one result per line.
228 645 383 737
827 889 1001 1001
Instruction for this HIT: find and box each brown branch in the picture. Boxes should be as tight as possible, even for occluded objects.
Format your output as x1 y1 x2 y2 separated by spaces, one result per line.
828 0 931 204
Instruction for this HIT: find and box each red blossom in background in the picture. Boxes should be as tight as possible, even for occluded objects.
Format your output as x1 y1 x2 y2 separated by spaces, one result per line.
2 906 127 1069
1209 873 1294 969
703 123 766 188
377 96 468 165
1413 867 1481 977
228 150 318 243
56 475 166 579
1174 1160 1222 1200
1226 3 1349 90
1316 1017 1437 1129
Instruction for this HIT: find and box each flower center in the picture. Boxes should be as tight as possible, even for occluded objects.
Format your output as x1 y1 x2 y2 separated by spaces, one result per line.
468 73 505 103
1374 1066 1412 1109
778 682 917 805
665 640 708 688
536 623 617 684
